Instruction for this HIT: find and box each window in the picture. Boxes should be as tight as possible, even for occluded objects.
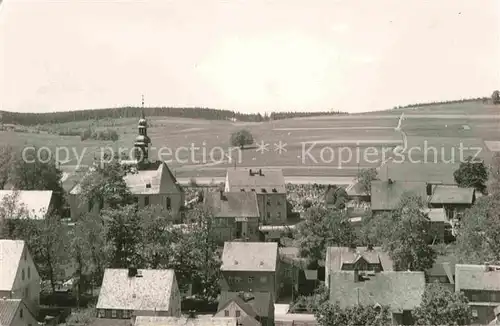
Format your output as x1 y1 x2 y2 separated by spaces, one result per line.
267 212 270 219
228 276 234 284
492 293 498 301
98 310 105 318
277 200 281 206
471 294 479 301
22 269 25 281
277 212 282 219
144 196 150 206
224 310 229 317
24 251 27 261
235 277 242 283
166 197 171 210
260 276 267 283
235 310 241 317
472 309 478 318
123 310 131 319
248 276 254 283
24 287 29 299
267 199 271 206
28 267 30 279
20 308 23 319
111 310 117 318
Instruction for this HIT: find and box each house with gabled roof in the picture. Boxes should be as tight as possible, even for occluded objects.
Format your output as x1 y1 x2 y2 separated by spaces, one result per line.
225 168 287 226
324 246 393 290
204 191 261 243
425 255 457 290
329 270 425 325
370 180 427 213
215 291 274 326
455 264 500 325
96 268 181 320
134 316 238 326
0 298 38 326
428 184 475 219
0 190 54 220
0 240 40 316
220 242 279 299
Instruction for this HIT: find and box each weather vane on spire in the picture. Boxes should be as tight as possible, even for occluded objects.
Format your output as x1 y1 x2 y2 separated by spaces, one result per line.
141 94 145 118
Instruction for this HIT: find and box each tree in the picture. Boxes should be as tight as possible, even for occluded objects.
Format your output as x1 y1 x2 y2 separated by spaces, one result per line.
455 195 500 264
315 302 392 326
230 129 254 149
383 193 437 271
453 156 488 194
413 282 472 325
289 282 328 313
324 185 348 210
295 206 356 264
356 168 378 195
79 155 134 212
492 90 500 104
488 152 500 195
66 307 96 326
8 147 66 217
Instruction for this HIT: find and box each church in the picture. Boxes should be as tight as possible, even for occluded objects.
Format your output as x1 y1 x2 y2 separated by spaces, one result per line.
68 112 185 221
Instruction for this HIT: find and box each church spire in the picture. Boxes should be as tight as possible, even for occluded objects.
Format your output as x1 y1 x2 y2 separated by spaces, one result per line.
134 95 151 165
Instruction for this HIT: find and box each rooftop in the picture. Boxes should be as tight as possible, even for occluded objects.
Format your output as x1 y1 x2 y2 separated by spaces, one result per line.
204 191 260 218
378 162 459 184
426 255 458 283
218 291 273 318
455 264 500 291
134 316 237 326
371 180 427 211
326 246 394 272
429 185 475 205
0 240 25 291
226 168 286 193
221 242 278 272
0 190 53 219
96 269 175 311
329 271 426 312
0 299 22 326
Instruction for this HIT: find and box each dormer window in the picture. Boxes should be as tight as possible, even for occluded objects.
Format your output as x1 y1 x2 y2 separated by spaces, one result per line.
240 188 245 192
146 183 151 189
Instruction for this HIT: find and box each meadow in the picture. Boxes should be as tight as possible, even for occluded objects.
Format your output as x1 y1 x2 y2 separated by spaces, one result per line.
0 102 498 181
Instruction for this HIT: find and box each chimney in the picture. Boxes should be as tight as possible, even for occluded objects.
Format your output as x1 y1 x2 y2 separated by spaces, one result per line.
249 169 253 176
219 190 225 200
128 267 137 277
259 169 263 176
426 183 433 196
388 178 393 185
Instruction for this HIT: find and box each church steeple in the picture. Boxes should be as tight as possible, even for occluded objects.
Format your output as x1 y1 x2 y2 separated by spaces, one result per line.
134 95 151 164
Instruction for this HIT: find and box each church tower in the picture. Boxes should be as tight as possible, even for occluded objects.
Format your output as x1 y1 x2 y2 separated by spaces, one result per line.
134 95 151 164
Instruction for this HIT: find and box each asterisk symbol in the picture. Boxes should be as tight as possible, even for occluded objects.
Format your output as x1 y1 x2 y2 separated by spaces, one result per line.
274 141 287 155
256 140 270 154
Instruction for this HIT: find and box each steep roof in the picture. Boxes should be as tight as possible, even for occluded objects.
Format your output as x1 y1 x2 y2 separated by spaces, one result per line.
326 247 394 272
226 168 286 193
221 242 278 272
455 264 500 291
218 291 273 318
329 271 425 312
423 208 448 223
378 162 459 184
371 180 427 211
429 185 475 205
426 255 457 283
0 190 53 220
204 192 260 218
135 316 237 326
0 299 21 326
0 240 24 291
96 269 175 311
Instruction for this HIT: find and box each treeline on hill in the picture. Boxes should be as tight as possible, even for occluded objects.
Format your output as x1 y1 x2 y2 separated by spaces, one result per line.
393 97 489 109
0 107 347 126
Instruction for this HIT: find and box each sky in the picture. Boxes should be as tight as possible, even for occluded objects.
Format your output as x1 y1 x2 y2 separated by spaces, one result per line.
0 0 499 114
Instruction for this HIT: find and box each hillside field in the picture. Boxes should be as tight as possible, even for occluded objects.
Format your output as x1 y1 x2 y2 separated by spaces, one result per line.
0 102 499 181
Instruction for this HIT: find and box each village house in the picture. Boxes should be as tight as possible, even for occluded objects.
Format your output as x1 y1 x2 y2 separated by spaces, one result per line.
68 114 185 221
370 180 428 213
134 316 238 326
204 191 261 243
324 246 394 290
328 270 426 325
96 268 181 321
220 242 279 300
0 298 38 326
455 264 500 325
215 291 274 326
0 240 40 316
0 190 54 220
225 168 287 226
427 184 475 219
